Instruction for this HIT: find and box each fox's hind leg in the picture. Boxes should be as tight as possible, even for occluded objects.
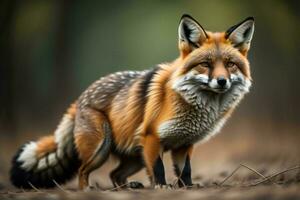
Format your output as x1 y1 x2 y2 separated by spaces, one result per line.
74 108 112 190
110 155 144 189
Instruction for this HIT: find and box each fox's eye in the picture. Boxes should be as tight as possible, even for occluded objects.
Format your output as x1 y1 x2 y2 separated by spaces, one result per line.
200 62 210 68
226 61 236 68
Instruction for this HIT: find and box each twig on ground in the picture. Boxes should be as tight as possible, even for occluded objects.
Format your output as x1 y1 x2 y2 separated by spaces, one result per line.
249 165 300 186
171 168 187 189
52 179 68 193
239 164 277 186
179 179 187 189
105 182 131 191
218 165 242 186
218 163 278 186
172 177 185 189
21 187 26 193
27 182 42 193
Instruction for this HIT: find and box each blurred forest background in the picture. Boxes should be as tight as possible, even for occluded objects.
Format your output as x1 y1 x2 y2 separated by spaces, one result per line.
0 0 300 189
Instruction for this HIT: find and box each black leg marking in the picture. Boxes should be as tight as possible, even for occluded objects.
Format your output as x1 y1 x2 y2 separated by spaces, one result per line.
110 155 144 188
153 156 166 185
174 156 192 187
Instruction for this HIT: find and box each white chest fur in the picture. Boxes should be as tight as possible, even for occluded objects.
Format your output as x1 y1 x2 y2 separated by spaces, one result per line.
158 83 249 150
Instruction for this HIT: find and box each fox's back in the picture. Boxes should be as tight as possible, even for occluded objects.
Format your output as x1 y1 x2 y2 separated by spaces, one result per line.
78 70 146 111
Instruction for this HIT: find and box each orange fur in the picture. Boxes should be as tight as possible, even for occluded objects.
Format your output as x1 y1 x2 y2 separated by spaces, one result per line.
141 133 161 184
109 78 145 151
36 136 56 158
187 145 193 158
142 64 175 135
75 132 103 163
67 103 77 119
75 113 105 163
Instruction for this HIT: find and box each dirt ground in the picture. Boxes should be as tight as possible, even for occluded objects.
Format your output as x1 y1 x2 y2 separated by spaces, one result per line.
0 119 300 199
1 185 300 200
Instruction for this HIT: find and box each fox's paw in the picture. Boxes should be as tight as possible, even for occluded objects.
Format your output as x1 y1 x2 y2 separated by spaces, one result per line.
128 181 144 189
154 184 173 190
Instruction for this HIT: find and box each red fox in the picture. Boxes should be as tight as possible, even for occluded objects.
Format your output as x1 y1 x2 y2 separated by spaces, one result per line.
10 14 254 190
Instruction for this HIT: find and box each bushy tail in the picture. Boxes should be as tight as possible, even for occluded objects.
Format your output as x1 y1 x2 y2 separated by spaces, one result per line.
10 104 81 189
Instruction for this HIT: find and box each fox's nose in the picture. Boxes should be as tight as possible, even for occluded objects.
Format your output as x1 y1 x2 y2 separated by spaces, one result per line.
217 76 227 87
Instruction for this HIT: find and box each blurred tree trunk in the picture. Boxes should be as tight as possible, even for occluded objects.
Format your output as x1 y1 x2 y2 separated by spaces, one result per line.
52 0 74 111
0 0 18 132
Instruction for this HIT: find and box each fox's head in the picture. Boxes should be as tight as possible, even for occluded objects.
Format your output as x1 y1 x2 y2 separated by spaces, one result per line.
172 14 254 99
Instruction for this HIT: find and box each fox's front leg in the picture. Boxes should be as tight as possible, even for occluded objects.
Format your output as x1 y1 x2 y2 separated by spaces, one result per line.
171 145 194 188
142 134 167 188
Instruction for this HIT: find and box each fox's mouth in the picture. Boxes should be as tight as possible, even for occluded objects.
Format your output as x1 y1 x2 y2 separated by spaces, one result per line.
200 86 229 94
205 86 230 93
213 88 229 93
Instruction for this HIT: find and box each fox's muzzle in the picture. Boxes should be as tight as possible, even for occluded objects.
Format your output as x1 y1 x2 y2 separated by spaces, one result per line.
216 76 227 87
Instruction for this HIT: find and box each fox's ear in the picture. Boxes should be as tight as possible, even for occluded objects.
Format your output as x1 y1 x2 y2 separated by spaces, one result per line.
226 17 255 53
178 14 208 53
